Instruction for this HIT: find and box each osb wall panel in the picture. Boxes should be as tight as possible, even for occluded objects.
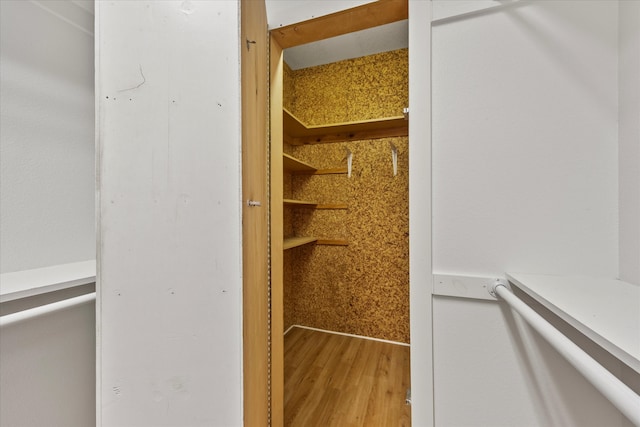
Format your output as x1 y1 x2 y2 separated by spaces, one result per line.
283 62 295 112
288 49 408 126
288 140 409 342
282 49 409 342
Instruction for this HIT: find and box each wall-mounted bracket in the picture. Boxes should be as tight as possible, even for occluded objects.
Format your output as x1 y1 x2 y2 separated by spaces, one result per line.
433 274 509 301
390 142 398 176
488 278 508 299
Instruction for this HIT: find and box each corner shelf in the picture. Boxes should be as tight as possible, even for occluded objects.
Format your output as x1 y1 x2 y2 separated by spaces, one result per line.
283 153 317 173
284 236 318 250
284 108 408 145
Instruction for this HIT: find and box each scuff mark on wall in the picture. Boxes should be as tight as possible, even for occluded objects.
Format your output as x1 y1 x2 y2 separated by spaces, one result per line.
118 65 146 92
180 1 195 16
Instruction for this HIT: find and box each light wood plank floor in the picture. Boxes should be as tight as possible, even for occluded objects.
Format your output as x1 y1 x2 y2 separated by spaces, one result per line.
284 327 411 427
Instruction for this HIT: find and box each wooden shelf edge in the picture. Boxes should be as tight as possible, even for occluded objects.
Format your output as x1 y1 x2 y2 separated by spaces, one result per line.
316 239 349 246
283 153 317 172
316 204 348 210
284 109 408 145
283 199 317 207
295 167 348 176
283 236 318 250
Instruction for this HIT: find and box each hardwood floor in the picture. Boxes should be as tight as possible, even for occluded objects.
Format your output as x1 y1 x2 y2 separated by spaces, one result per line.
284 327 411 427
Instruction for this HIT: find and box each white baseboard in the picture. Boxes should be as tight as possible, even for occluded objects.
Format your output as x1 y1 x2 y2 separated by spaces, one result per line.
283 324 297 336
284 324 410 347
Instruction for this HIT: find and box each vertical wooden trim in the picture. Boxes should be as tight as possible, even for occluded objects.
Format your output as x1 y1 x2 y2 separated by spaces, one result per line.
269 34 285 427
241 0 269 425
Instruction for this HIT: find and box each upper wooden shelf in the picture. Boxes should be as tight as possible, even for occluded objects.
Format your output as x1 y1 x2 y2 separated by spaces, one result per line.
283 108 408 145
283 153 317 173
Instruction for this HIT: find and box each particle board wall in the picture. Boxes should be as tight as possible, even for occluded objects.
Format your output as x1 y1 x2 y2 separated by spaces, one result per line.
283 49 409 343
283 62 295 112
289 49 408 125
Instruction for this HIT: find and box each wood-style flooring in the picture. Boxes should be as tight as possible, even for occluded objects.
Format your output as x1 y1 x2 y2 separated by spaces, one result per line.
284 327 411 427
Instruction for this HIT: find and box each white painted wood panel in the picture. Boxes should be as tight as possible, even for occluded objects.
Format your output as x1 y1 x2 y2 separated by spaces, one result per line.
432 0 618 279
431 1 624 425
408 2 434 425
618 1 640 285
96 2 242 425
433 295 629 427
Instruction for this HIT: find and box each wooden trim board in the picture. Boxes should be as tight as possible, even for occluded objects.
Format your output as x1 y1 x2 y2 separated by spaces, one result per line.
269 34 285 427
241 0 269 425
271 0 408 49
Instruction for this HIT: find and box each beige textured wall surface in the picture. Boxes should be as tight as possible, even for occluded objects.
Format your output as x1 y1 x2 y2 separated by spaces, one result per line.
289 49 408 125
282 49 409 343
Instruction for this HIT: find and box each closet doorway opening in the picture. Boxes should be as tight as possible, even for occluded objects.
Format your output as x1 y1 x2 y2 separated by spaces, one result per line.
269 2 411 425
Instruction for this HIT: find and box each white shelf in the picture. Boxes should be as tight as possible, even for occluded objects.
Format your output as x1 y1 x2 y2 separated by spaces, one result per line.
506 273 640 374
0 260 96 303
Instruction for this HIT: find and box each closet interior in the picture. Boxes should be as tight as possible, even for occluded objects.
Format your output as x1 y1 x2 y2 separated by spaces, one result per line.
269 3 411 424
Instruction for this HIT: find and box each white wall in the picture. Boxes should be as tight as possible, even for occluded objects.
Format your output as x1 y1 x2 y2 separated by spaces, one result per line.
0 298 96 427
96 1 243 425
432 1 625 425
0 0 95 274
0 2 96 426
618 1 640 285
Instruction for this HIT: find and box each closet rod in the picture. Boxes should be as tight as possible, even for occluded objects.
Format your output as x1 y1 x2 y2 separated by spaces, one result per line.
492 283 640 426
0 293 95 328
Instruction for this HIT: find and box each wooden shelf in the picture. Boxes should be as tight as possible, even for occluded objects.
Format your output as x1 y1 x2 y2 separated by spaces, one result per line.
284 199 318 207
284 108 408 145
283 153 317 173
507 273 640 374
283 236 318 250
316 239 349 246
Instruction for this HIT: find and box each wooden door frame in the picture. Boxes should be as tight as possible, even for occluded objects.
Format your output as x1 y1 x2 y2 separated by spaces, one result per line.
267 1 410 425
241 0 269 425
